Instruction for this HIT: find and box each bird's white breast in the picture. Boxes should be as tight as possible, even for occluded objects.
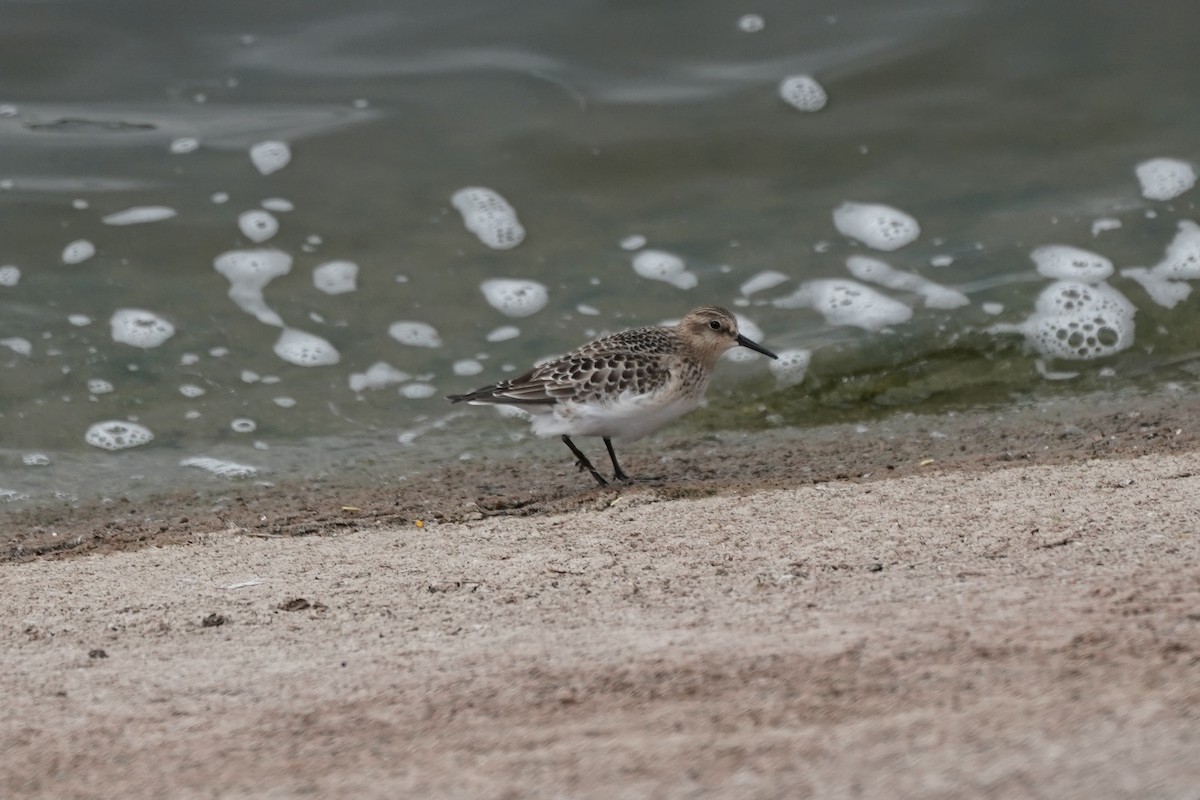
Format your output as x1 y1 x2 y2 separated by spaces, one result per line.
528 388 703 442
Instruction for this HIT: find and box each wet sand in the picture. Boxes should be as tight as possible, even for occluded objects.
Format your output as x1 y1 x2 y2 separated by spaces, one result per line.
3 393 1199 798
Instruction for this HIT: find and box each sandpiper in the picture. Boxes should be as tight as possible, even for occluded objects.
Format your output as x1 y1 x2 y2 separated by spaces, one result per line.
447 306 778 486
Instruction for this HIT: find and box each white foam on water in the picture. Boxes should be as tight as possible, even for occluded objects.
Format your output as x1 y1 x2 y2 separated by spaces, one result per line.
69 314 92 326
179 384 206 398
451 187 525 250
576 304 600 315
480 278 549 317
631 249 697 289
0 265 21 286
211 192 229 204
399 383 437 399
313 260 358 295
1 337 31 356
769 349 812 387
250 140 291 175
273 327 340 366
740 270 789 296
238 210 279 243
180 456 258 479
1030 245 1113 284
996 281 1136 360
486 325 520 342
230 418 257 433
261 197 294 212
23 453 51 467
845 255 969 309
981 302 1005 316
85 420 153 450
1034 359 1080 381
773 278 913 331
273 396 296 408
453 359 484 376
102 206 177 226
1120 268 1191 309
1118 220 1200 309
620 234 647 251
213 248 293 326
88 379 114 395
62 239 95 264
930 255 954 267
1091 218 1122 237
1147 220 1200 279
738 13 765 32
169 137 199 154
110 308 176 349
388 321 442 348
779 75 827 112
349 362 411 392
832 202 920 251
1136 158 1196 201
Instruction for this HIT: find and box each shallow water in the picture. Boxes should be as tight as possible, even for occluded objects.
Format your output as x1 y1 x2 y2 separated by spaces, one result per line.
2 0 1200 508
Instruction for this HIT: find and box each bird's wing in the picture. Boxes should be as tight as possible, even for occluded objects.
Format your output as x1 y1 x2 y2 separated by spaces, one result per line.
450 349 672 406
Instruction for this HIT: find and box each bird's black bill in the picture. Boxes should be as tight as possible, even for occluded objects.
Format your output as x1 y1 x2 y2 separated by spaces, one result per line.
736 334 779 359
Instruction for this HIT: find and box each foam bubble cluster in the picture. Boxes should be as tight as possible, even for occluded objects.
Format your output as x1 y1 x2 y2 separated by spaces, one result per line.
999 281 1136 360
845 255 968 309
451 187 525 250
102 206 177 225
85 420 154 451
214 248 292 326
400 383 437 399
738 14 765 32
480 278 548 317
273 327 340 366
62 239 95 264
769 349 812 388
1120 219 1200 308
388 321 442 348
487 325 520 342
180 456 258 478
740 270 789 296
632 249 697 289
349 361 411 392
0 265 18 286
313 260 358 294
773 279 913 331
779 75 827 112
1 337 31 356
88 379 114 395
250 140 291 175
1136 158 1196 201
1030 245 1113 284
110 308 176 349
238 210 279 243
832 202 920 251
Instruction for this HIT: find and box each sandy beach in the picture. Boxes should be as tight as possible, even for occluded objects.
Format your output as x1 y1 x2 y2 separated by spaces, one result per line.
3 393 1200 799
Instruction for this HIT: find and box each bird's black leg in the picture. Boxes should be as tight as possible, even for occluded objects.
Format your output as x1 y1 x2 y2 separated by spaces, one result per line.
561 435 608 486
604 437 632 483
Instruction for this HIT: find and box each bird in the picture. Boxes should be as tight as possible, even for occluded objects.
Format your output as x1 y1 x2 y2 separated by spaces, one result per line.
447 305 778 486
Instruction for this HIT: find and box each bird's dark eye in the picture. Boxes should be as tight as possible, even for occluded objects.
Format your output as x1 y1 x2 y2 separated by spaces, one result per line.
708 320 722 330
